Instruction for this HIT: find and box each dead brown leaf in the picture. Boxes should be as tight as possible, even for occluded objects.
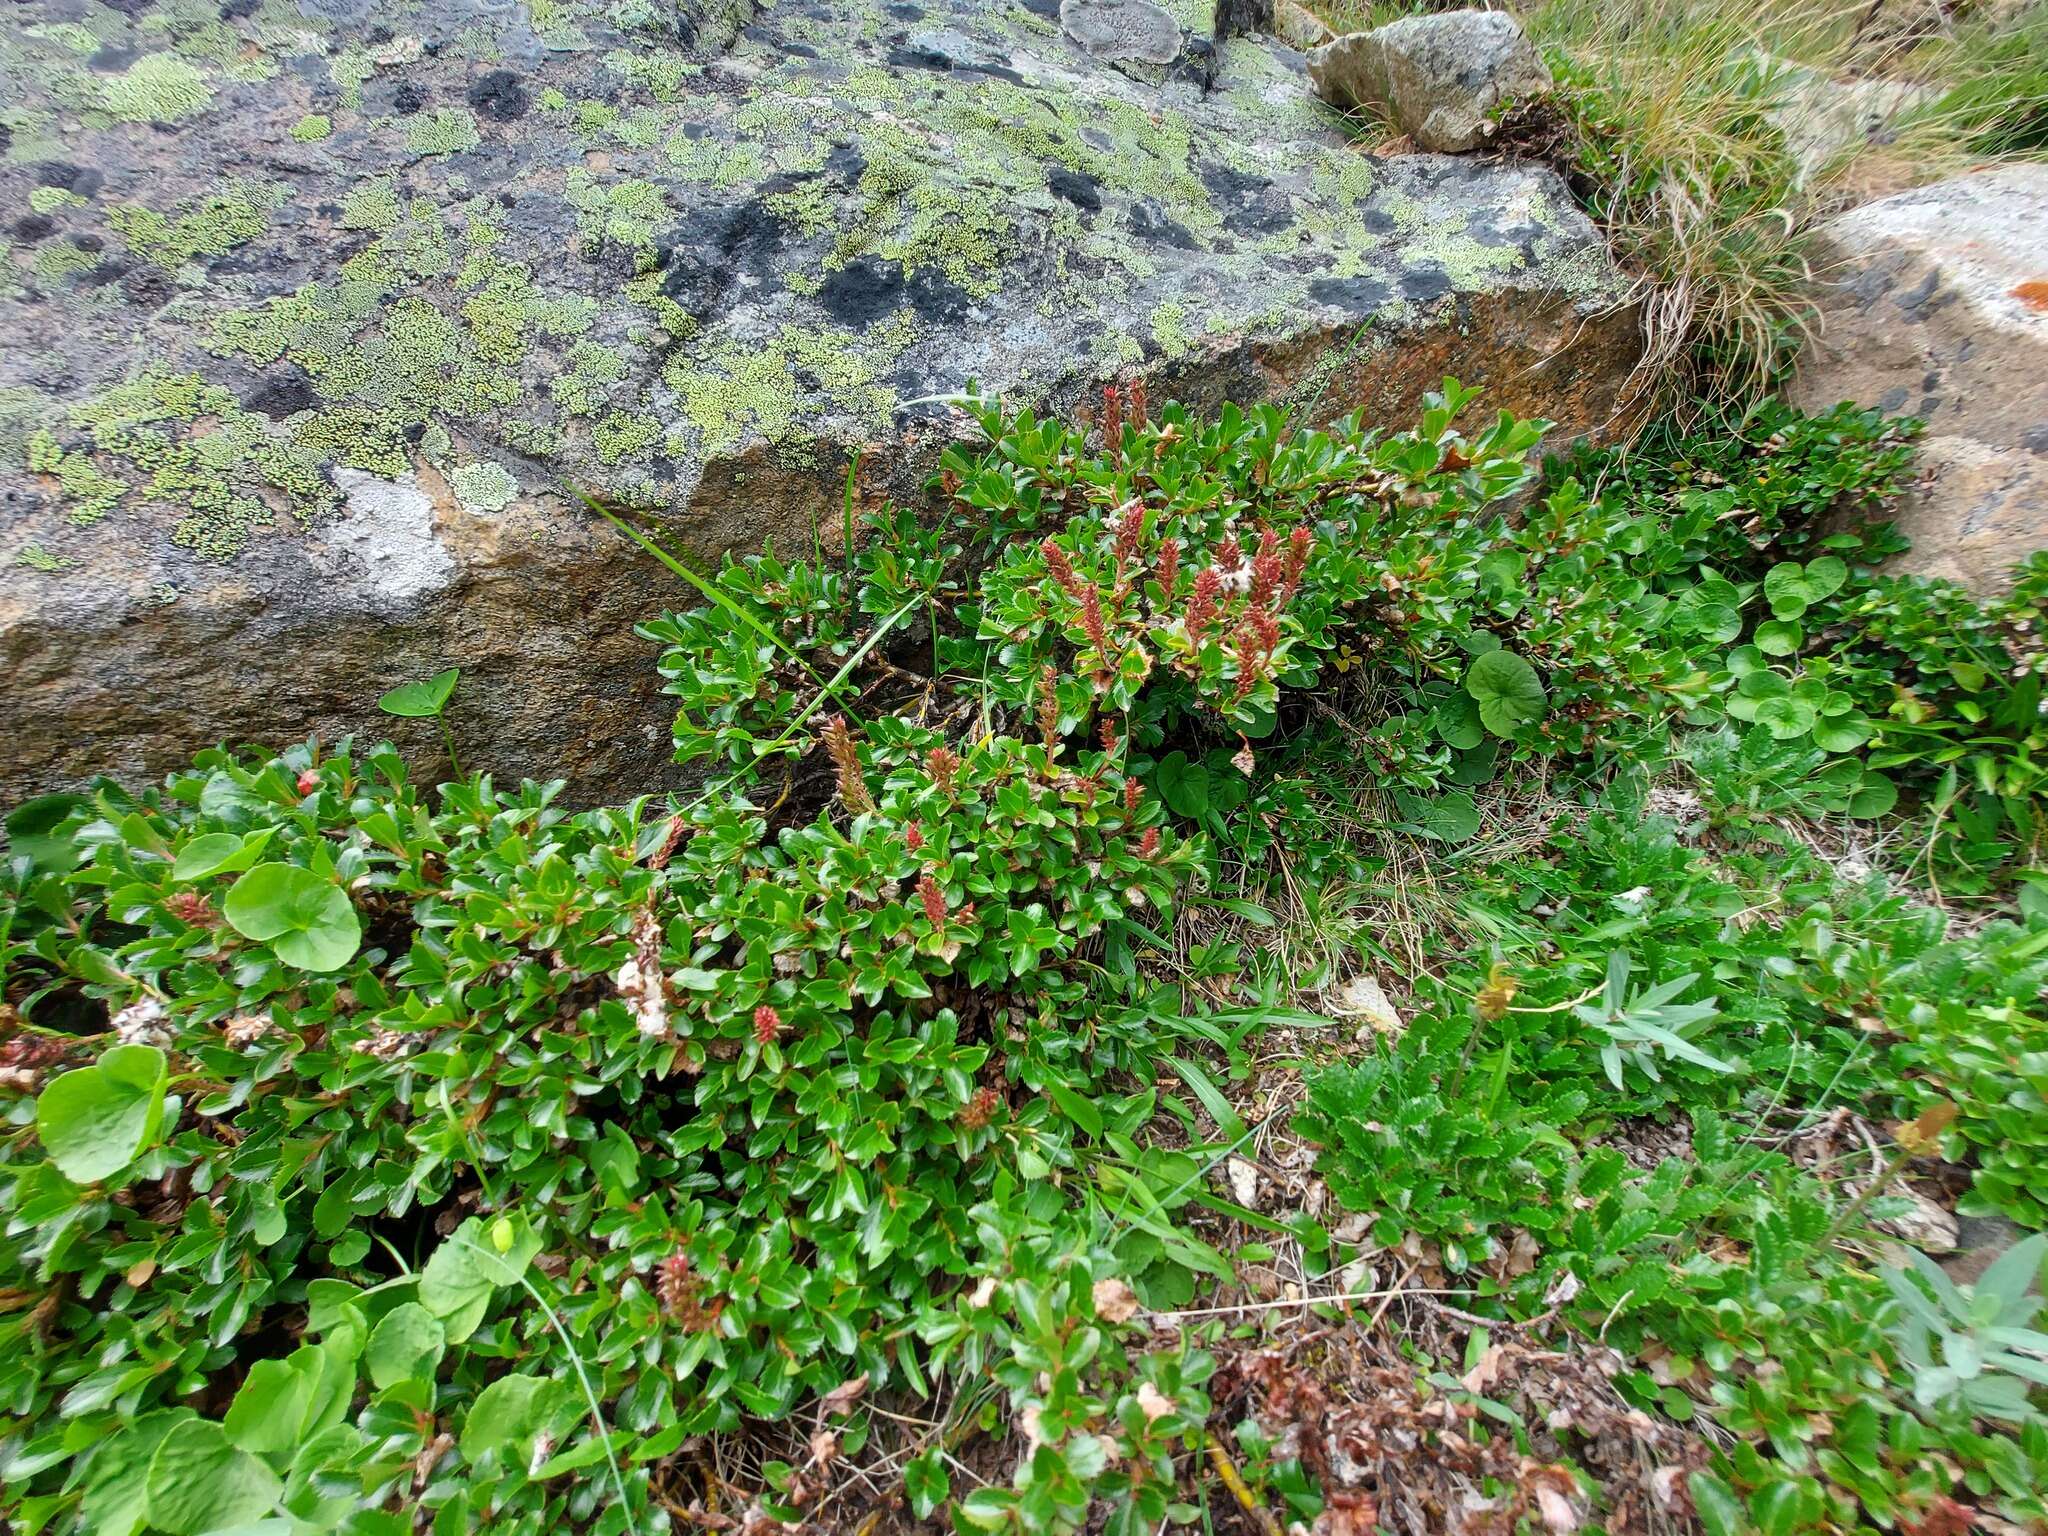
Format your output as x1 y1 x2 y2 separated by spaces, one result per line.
1092 1277 1141 1323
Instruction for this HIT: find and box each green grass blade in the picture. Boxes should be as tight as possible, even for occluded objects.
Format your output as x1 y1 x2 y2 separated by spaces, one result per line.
1162 1055 1247 1145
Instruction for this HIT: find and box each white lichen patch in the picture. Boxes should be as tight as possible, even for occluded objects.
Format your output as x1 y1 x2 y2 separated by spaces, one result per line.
329 469 456 604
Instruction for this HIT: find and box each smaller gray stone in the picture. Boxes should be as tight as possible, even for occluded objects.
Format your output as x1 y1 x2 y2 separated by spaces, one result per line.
1753 52 1933 187
1059 0 1183 67
1941 1211 2031 1288
1274 0 1334 52
1309 9 1552 153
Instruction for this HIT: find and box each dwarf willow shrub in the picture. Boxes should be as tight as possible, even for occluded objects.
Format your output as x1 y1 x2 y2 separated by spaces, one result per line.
0 379 2002 1533
1 381 1561 1533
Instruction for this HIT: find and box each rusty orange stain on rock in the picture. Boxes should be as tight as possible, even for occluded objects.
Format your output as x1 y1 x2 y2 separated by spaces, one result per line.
2013 279 2048 312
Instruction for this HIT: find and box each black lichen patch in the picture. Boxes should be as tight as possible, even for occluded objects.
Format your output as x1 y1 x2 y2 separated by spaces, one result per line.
1399 265 1452 306
819 254 969 327
218 0 258 18
1047 165 1101 213
825 145 867 185
1202 163 1291 234
244 367 319 419
1130 199 1197 249
1309 275 1392 311
392 82 426 115
122 267 176 308
660 193 797 321
1174 35 1218 94
467 70 529 122
36 162 101 198
13 215 57 243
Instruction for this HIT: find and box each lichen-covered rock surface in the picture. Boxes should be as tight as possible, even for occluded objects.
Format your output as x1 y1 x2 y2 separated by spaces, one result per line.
1 0 1638 803
1792 165 2048 596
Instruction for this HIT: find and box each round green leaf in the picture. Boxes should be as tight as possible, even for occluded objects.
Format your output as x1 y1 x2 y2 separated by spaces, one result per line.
1847 773 1899 819
1763 562 1812 619
172 833 244 881
1724 645 1767 678
145 1419 282 1534
377 666 460 719
366 1302 446 1389
1811 712 1875 752
35 1044 168 1184
1804 555 1847 601
460 1374 558 1461
223 864 361 973
1692 603 1744 643
1432 693 1484 750
1753 695 1817 740
1753 620 1803 657
1156 754 1210 819
905 1448 951 1520
1464 650 1547 736
419 1215 541 1343
1687 1471 1745 1536
5 793 89 874
172 826 275 881
1446 738 1500 787
1393 789 1482 843
83 1410 193 1536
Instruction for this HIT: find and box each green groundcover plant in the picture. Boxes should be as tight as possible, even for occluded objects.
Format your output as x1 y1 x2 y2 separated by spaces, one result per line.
4 381 2046 1534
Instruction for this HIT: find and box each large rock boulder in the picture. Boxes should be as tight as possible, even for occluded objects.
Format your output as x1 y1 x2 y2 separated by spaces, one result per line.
0 0 1639 807
1792 165 2048 595
1309 9 1553 152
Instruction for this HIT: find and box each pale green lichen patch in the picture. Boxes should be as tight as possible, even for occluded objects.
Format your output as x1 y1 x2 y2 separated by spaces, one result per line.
566 170 671 258
592 410 661 464
108 179 283 269
664 319 910 456
91 54 215 124
291 113 333 142
329 46 376 108
1150 300 1193 360
405 107 482 156
22 370 335 556
550 340 628 416
339 178 402 232
450 459 517 510
14 542 74 573
31 243 101 283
